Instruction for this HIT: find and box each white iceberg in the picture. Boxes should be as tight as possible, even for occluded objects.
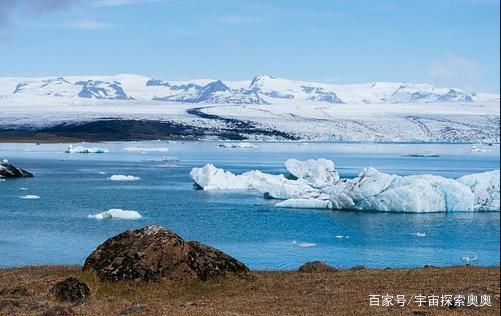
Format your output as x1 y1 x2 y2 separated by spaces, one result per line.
217 142 258 149
292 240 317 248
65 145 108 154
88 209 142 220
108 175 140 181
190 159 500 213
124 147 169 152
284 158 339 187
20 195 40 199
458 170 500 211
275 198 332 209
190 163 318 199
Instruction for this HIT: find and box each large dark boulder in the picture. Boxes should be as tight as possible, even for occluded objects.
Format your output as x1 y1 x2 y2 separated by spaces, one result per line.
0 160 33 178
83 225 249 282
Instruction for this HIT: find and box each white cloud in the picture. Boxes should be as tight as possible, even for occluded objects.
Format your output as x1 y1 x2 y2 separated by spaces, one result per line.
68 19 112 29
429 56 480 90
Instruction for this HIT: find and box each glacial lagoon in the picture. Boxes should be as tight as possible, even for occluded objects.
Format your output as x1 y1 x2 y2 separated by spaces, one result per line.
0 141 499 269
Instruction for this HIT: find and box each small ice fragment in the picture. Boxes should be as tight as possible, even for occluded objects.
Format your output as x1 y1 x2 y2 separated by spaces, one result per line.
65 145 108 154
416 232 427 238
108 175 140 181
88 209 141 220
20 195 40 199
292 240 317 247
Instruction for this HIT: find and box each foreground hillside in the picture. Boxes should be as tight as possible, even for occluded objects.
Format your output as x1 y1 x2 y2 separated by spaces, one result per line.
0 266 498 315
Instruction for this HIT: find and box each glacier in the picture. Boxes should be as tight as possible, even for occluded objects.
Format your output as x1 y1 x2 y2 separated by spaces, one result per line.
190 159 500 213
0 74 499 143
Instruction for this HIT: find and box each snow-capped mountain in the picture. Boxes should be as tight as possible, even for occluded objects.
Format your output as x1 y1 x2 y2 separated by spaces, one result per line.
0 74 498 105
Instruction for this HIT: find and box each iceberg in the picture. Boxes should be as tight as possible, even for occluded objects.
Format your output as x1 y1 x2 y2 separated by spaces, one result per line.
108 175 140 181
190 159 500 213
88 209 141 220
20 195 40 199
65 145 108 154
284 158 339 187
458 170 500 211
217 142 258 149
190 163 319 199
275 198 332 209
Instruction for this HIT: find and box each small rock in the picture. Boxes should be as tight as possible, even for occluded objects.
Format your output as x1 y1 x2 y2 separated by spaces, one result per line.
350 265 366 271
0 286 28 296
42 306 75 316
119 303 145 315
49 278 90 304
412 310 430 316
0 298 48 310
298 261 338 273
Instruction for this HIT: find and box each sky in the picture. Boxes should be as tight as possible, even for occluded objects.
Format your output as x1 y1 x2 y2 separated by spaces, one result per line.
0 0 499 92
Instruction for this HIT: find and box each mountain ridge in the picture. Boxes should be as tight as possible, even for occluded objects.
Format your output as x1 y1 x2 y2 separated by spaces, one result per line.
1 74 498 105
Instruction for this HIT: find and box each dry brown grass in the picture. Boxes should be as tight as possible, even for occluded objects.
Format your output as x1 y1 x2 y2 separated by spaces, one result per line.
0 265 499 315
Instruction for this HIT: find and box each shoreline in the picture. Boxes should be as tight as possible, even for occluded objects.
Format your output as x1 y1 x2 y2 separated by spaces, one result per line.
0 134 499 145
1 265 499 315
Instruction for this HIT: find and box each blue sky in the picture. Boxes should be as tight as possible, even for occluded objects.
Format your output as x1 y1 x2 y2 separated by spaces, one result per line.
0 0 499 92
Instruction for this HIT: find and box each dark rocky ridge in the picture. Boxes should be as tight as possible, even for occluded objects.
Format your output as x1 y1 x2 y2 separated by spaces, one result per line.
83 225 249 282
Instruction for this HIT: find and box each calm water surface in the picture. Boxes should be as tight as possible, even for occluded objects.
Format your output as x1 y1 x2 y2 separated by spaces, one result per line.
0 141 499 269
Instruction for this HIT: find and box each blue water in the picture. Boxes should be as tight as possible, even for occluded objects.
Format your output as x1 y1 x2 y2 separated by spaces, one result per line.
0 141 499 269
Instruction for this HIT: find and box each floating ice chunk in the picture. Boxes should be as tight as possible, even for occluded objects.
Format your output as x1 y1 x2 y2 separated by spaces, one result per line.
292 240 317 248
326 167 475 212
461 254 478 265
65 145 108 154
98 171 107 175
20 195 40 199
108 175 140 181
190 163 318 199
284 158 339 187
335 235 349 239
191 159 499 212
471 146 489 153
19 187 28 190
458 170 500 211
275 198 332 209
217 142 257 149
124 147 169 152
416 232 427 238
88 208 141 220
